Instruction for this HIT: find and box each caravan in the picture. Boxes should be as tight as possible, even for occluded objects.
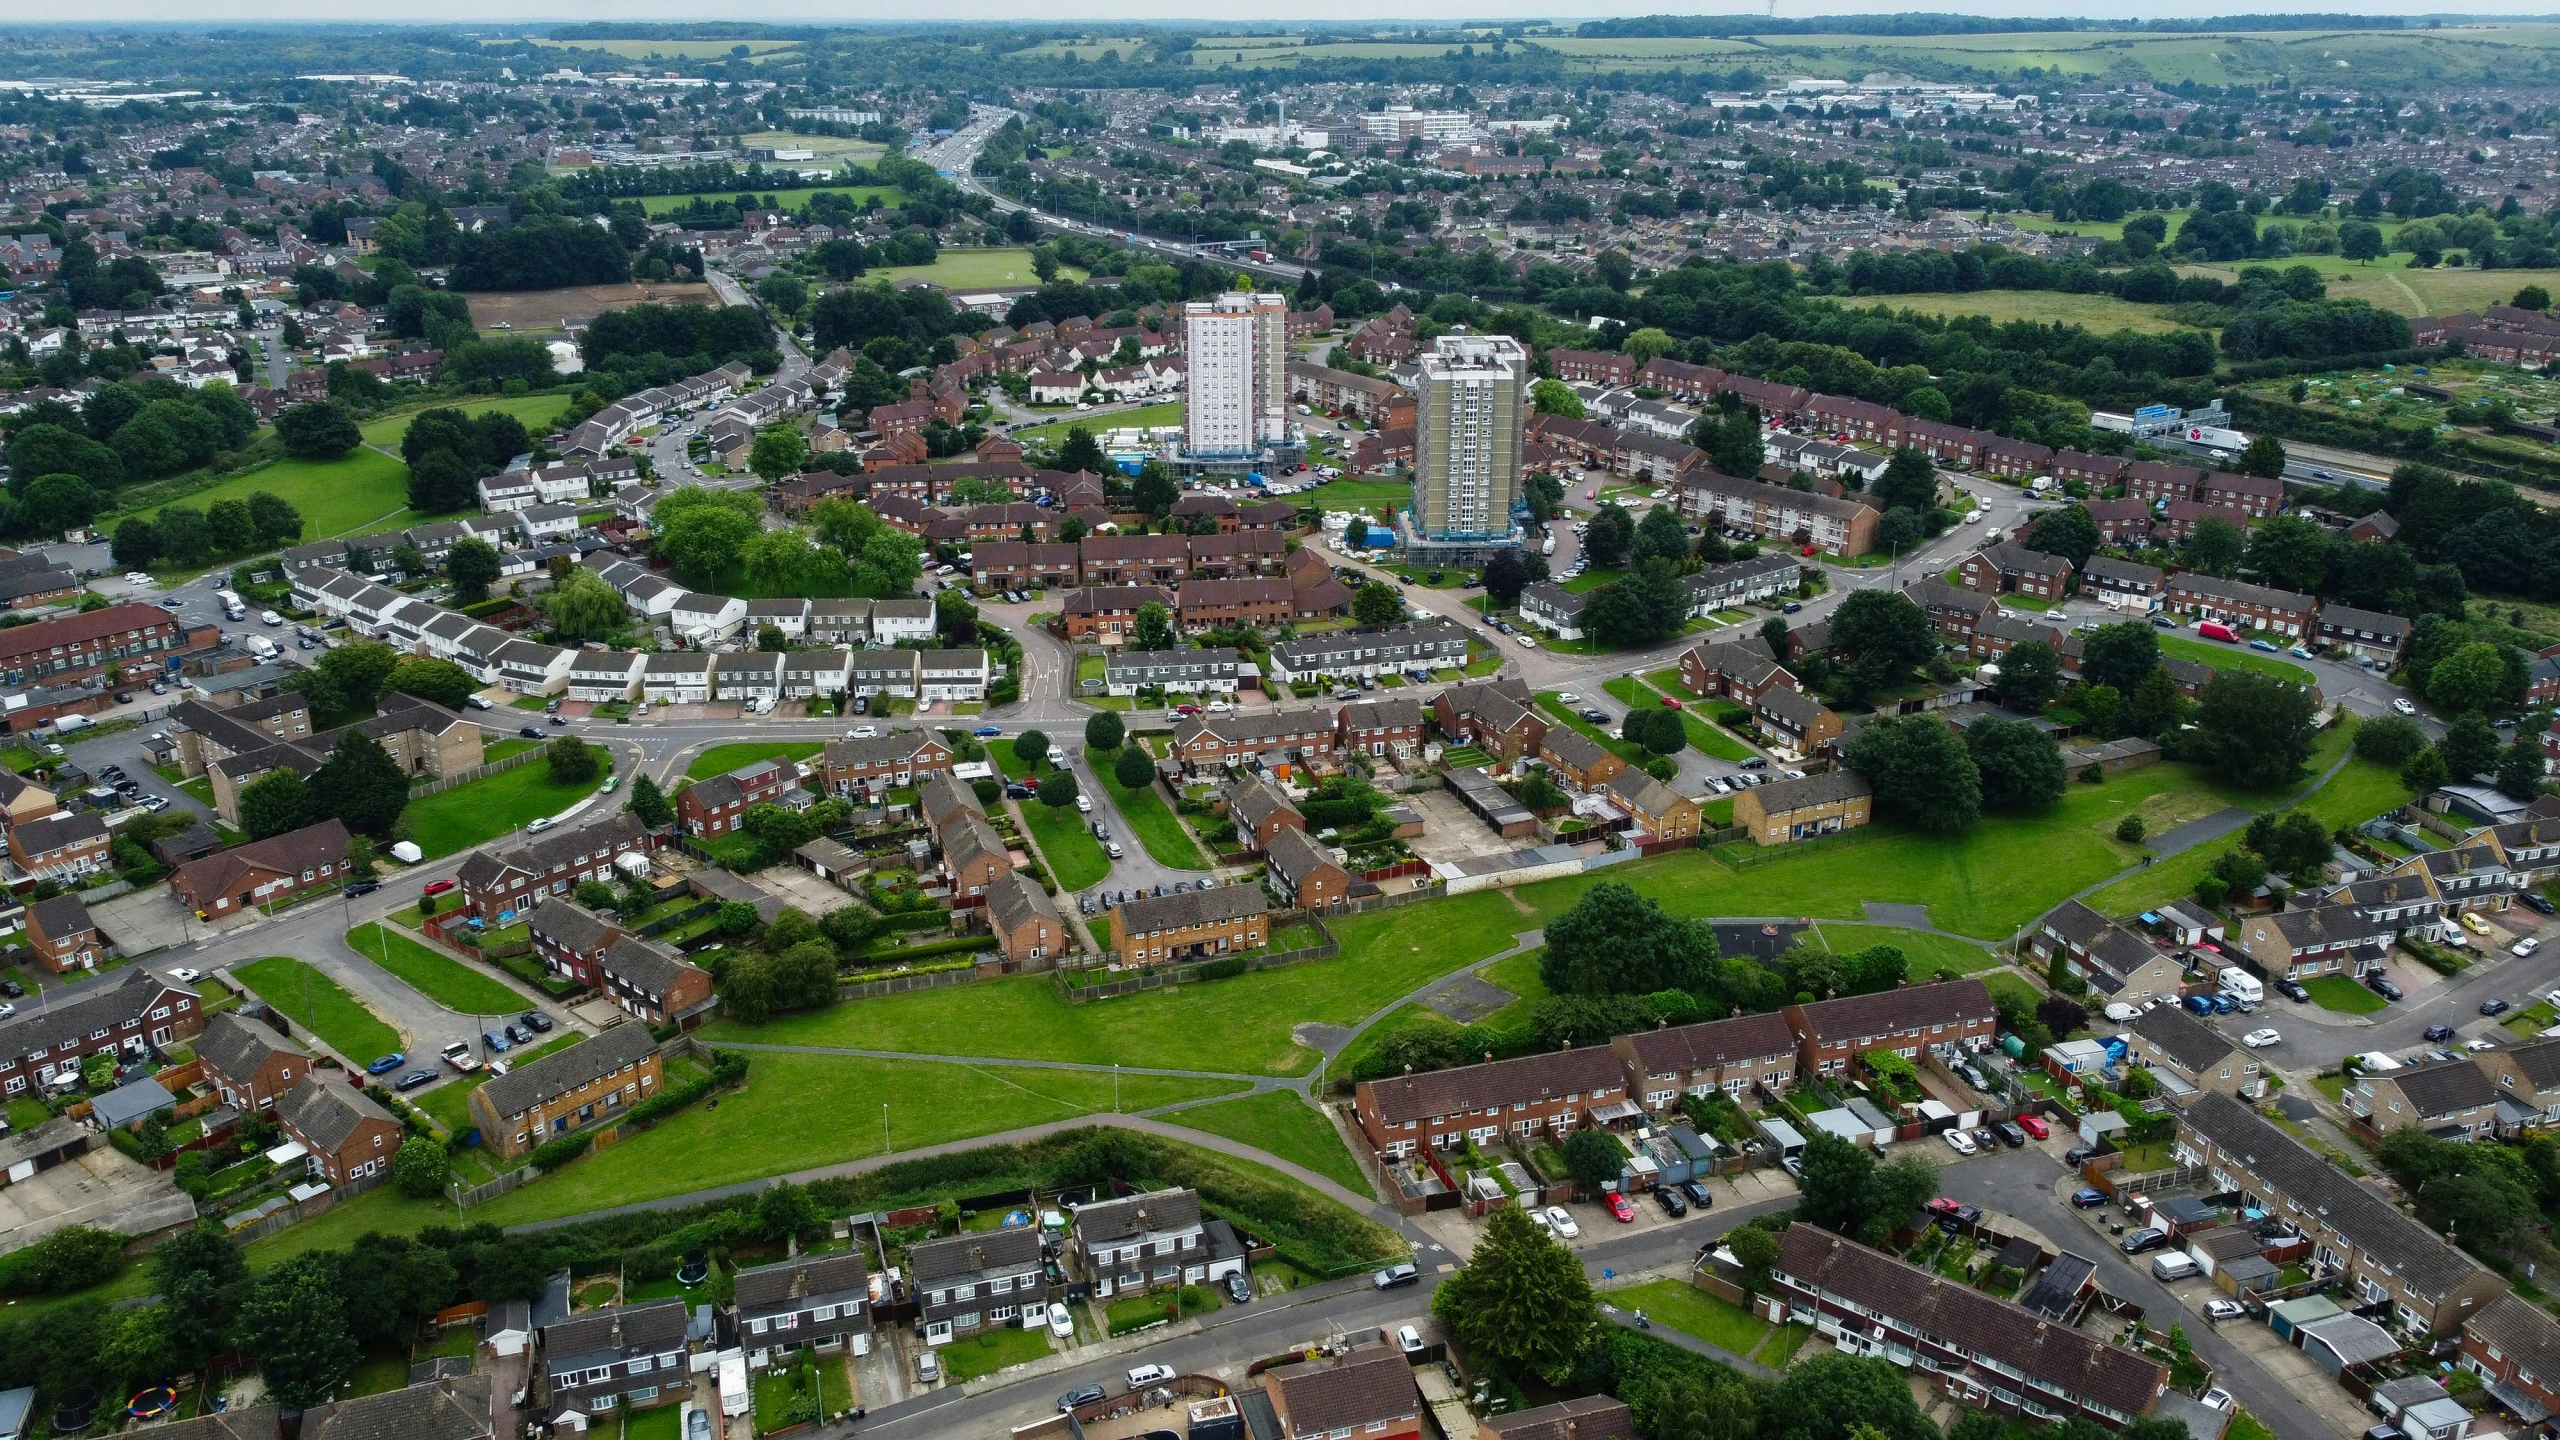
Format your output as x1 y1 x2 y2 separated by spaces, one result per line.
2218 967 2262 1009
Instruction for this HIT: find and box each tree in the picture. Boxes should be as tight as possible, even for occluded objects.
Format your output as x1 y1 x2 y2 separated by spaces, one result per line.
393 1137 448 1198
21 473 100 533
2498 736 2547 800
546 736 601 786
111 517 161 571
1634 504 1691 567
757 1179 822 1241
235 1254 360 1408
1846 715 1981 834
627 772 673 828
1582 503 1635 568
1795 1132 1877 1235
2078 623 2163 696
2192 670 2320 788
749 426 807 484
291 640 400 721
274 401 362 459
237 769 314 841
1624 706 1687 757
2340 219 2386 263
1057 425 1106 475
1038 770 1079 808
1483 548 1531 606
2240 516 2331 598
1966 718 2067 812
1131 602 1174 650
308 730 409 834
1081 729 1147 789
2429 641 2512 715
544 567 628 641
2440 712 2501 781
1430 1203 1599 1385
1587 563 1691 648
1529 378 1584 417
2355 715 2427 768
1085 711 1124 751
1997 639 2063 712
1874 447 1938 515
653 488 762 586
1830 590 1936 699
248 491 305 546
1352 581 1403 628
1012 729 1050 771
2246 809 2336 878
445 538 501 604
2026 504 2101 570
406 449 477 512
1559 1128 1629 1196
1709 410 1764 479
1769 1354 1939 1440
2238 433 2289 479
1540 880 1719 996
2177 516 2247 575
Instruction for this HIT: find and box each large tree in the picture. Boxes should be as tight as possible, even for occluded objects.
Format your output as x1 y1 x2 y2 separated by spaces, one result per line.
2077 623 2162 696
444 537 501 604
1794 1132 1876 1235
1582 502 1635 569
290 640 400 721
1965 718 2067 812
2192 670 2320 788
1428 1203 1599 1384
1483 547 1531 607
2429 641 2513 715
1873 447 1938 515
651 487 763 587
1586 562 1690 648
544 567 628 641
1767 1353 1940 1440
234 1254 360 1408
2439 712 2501 781
1829 589 1935 700
627 772 674 829
308 730 409 834
1845 714 1981 834
1132 602 1174 650
273 401 361 460
1996 638 2064 713
237 769 314 841
2242 513 2333 595
1540 880 1719 996
386 657 478 711
2025 503 2101 570
1352 581 1403 628
1634 504 1690 567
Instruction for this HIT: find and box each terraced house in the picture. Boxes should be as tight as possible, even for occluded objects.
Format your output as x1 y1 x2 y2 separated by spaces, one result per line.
1103 646 1243 697
2164 573 2317 639
1170 707 1338 774
1353 1045 1629 1157
468 1023 665 1163
820 729 954 800
0 969 201 1097
908 1226 1045 1343
983 869 1068 967
526 904 718 1028
1612 1011 1799 1113
733 1252 870 1364
1785 978 1997 1078
1339 696 1427 759
1770 1227 2171 1428
1265 623 1470 684
537 1299 692 1426
457 814 654 921
0 602 199 690
1108 885 1267 963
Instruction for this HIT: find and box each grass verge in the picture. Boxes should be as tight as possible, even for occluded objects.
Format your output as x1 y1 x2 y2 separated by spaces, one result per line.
345 923 528 1015
234 956 403 1061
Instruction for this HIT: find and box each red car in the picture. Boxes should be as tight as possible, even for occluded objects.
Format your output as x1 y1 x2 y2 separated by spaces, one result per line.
1603 1192 1635 1223
2017 1114 2051 1141
1660 697 1684 711
1925 1197 1960 1216
422 879 456 896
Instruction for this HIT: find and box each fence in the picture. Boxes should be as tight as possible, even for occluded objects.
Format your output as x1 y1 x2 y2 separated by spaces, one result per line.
1359 858 1431 883
837 962 997 1002
412 745 545 800
1056 919 1340 1002
226 1167 389 1244
451 1160 542 1210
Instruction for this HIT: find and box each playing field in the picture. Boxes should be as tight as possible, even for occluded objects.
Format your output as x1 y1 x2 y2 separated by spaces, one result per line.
119 449 420 552
640 185 900 217
1856 291 2200 337
358 392 577 451
524 37 799 59
1013 401 1185 449
2177 256 2560 320
865 249 1080 292
461 282 717 335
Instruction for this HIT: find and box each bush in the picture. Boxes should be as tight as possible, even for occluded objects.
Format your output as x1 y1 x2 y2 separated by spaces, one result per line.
0 1224 125 1295
1194 957 1250 981
532 1132 595 1172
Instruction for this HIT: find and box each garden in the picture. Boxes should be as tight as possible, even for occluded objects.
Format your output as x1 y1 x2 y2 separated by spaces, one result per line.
938 1323 1053 1380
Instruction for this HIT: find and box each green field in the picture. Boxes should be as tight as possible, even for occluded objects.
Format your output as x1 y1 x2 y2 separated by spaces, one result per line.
1611 1278 1772 1356
1311 478 1412 513
2157 634 2315 685
640 184 900 217
1859 291 2199 337
234 956 404 1062
118 449 421 555
1102 772 1209 870
2305 975 2388 1014
1017 794 1111 891
686 741 824 781
357 392 577 451
526 36 800 58
1807 923 2002 976
1012 400 1186 449
404 762 616 858
1164 1089 1370 1195
469 1051 1245 1224
346 923 528 1017
866 248 1078 293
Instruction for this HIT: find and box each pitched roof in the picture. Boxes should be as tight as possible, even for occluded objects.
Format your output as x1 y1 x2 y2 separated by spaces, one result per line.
539 1297 689 1368
1539 724 1613 773
1073 1186 1202 1245
2465 1295 2560 1387
457 813 649 890
2390 1060 2502 1118
477 1023 657 1120
278 1075 396 1151
1117 883 1265 933
907 1225 1041 1285
1747 769 1870 814
1483 1396 1636 1440
1776 1227 2166 1419
1275 1347 1422 1438
2126 1003 2239 1077
1266 827 1344 890
0 968 196 1062
1619 1011 1798 1075
304 1376 494 1440
1362 1045 1625 1126
196 1011 307 1079
1793 978 1995 1045
733 1251 869 1317
985 868 1062 935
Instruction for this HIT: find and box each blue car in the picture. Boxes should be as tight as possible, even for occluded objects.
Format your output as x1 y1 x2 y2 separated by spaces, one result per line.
2071 1188 2108 1208
2182 994 2214 1016
2250 639 2280 653
365 1052 406 1075
2209 993 2239 1014
973 725 1003 738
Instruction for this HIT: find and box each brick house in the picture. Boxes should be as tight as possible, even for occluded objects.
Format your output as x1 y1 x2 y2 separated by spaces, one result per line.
2023 901 2188 1006
1225 776 1305 852
2082 556 2166 612
1265 827 1351 910
820 730 954 800
276 1079 404 1184
2123 1004 2255 1098
2229 903 2393 981
1269 1348 1425 1440
8 811 109 883
1432 677 1547 760
168 820 351 919
0 969 201 1099
1612 1011 1799 1113
2349 1059 2501 1142
983 869 1067 967
1784 978 1997 1078
2052 450 2131 489
2120 460 2203 505
1108 886 1267 962
0 602 199 691
940 813 1015 898
1177 577 1294 632
1353 1045 1628 1158
2152 499 2253 547
2201 470 2284 518
456 815 653 921
1752 686 1841 755
2165 573 2317 638
1170 708 1338 774
195 1012 310 1112
1677 636 1796 704
2081 498 2155 548
2316 604 2411 663
1731 771 1871 846
2177 1092 2506 1335
1958 542 2073 601
1338 696 1427 760
1537 726 1626 792
468 1023 664 1163
23 894 102 975
1901 580 1999 648
678 758 795 837
732 1252 869 1364
1059 586 1176 642
2459 1295 2560 1420
909 1227 1045 1341
1605 771 1702 843
1548 348 1635 386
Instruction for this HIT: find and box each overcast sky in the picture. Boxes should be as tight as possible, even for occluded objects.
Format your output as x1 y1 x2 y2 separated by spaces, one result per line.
42 3 2560 25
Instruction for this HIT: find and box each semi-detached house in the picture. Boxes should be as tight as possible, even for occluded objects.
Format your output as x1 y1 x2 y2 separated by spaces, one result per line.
538 1298 692 1426
1071 1186 1233 1299
457 814 653 921
1611 1011 1799 1113
2177 1091 2506 1335
733 1252 869 1364
909 1226 1044 1343
468 1022 664 1163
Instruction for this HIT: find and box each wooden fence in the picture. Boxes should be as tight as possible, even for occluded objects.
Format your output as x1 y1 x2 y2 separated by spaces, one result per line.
411 745 545 800
836 961 1000 1002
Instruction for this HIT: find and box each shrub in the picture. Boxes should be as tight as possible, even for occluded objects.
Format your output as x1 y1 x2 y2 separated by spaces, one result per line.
1194 957 1250 981
532 1132 595 1172
0 1224 125 1295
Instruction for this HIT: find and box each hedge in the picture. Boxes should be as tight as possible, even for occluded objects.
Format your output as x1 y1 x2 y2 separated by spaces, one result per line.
624 1051 748 1129
532 1132 595 1171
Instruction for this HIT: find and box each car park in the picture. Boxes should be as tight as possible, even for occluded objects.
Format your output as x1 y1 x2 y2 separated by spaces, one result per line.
1993 1121 2026 1148
522 1011 553 1033
482 1029 511 1053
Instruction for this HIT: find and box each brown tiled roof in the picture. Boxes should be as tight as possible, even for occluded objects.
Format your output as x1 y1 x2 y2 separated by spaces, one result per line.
1275 1347 1422 1438
2466 1295 2560 1386
907 1225 1041 1285
197 1011 306 1079
279 1076 396 1151
1793 978 1994 1045
304 1376 493 1440
1484 1396 1636 1440
1362 1045 1624 1126
1619 1013 1796 1076
1117 883 1265 934
1073 1186 1202 1246
733 1251 869 1317
477 1024 656 1120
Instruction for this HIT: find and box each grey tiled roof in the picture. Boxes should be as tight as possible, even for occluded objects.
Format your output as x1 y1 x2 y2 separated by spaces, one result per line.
278 1077 395 1152
477 1023 657 1121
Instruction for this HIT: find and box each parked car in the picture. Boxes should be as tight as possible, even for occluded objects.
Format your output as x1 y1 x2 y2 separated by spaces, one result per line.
2205 1300 2247 1322
1223 1272 1251 1304
2275 978 2311 1002
1057 1385 1105 1413
916 1350 941 1384
973 725 1004 737
2065 1145 2098 1166
2120 1227 2169 1254
441 1043 480 1073
2017 1114 2050 1140
365 1052 406 1075
395 1069 437 1092
1993 1121 2026 1148
1546 1205 1580 1238
2369 975 2405 1001
1047 1302 1077 1339
521 1011 553 1033
2182 994 2216 1016
422 879 456 896
1655 1188 1688 1218
1942 1128 1978 1156
2071 1187 2109 1208
518 725 543 739
2517 938 2543 958
2243 1028 2282 1048
2483 997 2513 1016
2523 891 2557 916
2425 1023 2456 1043
344 879 378 897
1603 1191 1635 1223
1373 1263 1420 1289
1680 1179 1714 1209
481 1029 511 1053
505 1023 531 1045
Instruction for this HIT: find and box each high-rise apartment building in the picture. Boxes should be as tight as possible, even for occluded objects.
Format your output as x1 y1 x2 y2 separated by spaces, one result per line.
1412 333 1527 545
1182 292 1288 458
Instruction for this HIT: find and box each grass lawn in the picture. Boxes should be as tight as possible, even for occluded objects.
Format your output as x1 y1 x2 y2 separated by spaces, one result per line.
1102 772 1210 870
1613 1278 1772 1355
1562 566 1629 595
2158 634 2315 686
868 248 1083 293
243 1184 459 1269
1010 399 1185 450
234 956 404 1061
346 923 528 1016
1017 795 1110 891
1809 923 2001 976
938 1323 1053 1381
2304 975 2388 1014
1534 692 1647 766
403 760 615 858
357 392 576 450
703 888 1544 1076
1311 478 1412 513
1605 676 1752 761
616 1406 684 1440
685 740 824 781
1164 1089 1370 1195
639 183 899 216
470 1052 1246 1225
118 448 425 556
1858 290 2198 336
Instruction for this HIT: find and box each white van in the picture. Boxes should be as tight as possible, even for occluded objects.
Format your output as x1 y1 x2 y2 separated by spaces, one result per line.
2218 967 2263 1009
2150 1252 2199 1282
246 635 277 661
